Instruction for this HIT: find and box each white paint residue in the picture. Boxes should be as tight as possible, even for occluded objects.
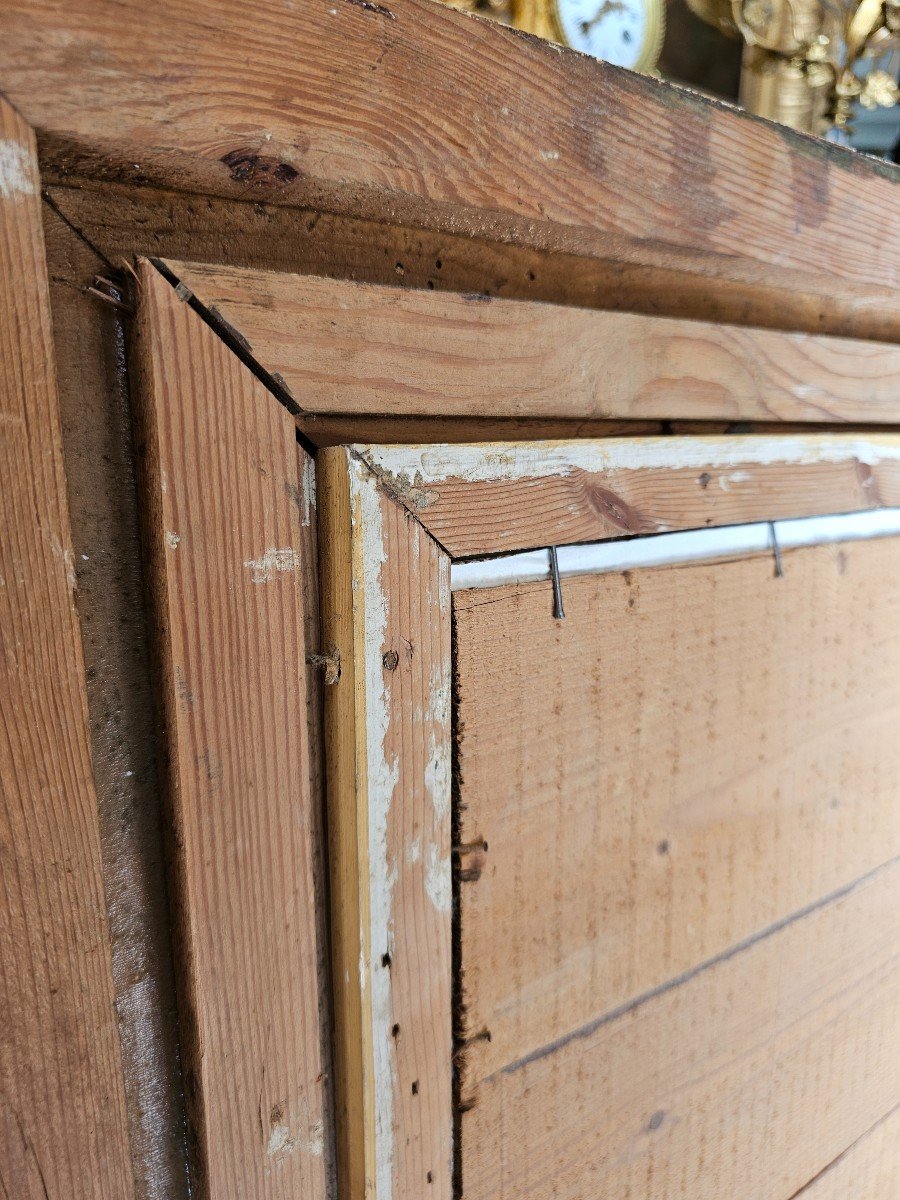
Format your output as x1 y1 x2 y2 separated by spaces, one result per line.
166 531 181 550
719 469 753 491
306 1120 325 1157
424 728 451 825
350 460 399 1200
407 836 422 865
301 455 317 528
244 546 301 583
267 1124 293 1158
424 842 451 914
359 434 900 488
0 140 35 198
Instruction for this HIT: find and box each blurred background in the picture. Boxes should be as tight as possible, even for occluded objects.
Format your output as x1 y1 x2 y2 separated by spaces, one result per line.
440 0 900 158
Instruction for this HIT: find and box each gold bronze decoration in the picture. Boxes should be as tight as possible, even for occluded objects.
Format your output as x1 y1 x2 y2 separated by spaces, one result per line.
684 0 900 134
440 0 665 73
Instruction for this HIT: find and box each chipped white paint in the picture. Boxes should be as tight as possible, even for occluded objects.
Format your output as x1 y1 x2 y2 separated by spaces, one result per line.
267 1124 293 1158
350 458 398 1200
406 836 422 865
266 1119 324 1161
165 530 181 550
452 508 900 590
424 842 451 915
359 434 900 489
244 546 301 583
424 728 450 825
306 1119 325 1157
0 140 35 198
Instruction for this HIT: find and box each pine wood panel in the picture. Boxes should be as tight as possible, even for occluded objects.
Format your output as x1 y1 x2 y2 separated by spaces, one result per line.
0 99 134 1199
454 537 900 1089
459 857 900 1200
361 437 900 557
43 181 898 343
131 264 331 1198
3 0 899 339
795 1106 900 1199
318 447 453 1200
167 262 900 424
43 204 190 1200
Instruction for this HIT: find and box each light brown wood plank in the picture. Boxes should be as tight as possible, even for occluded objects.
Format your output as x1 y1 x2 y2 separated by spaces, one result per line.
131 264 331 1199
459 857 900 1200
43 181 897 343
0 99 134 1199
168 263 900 425
361 437 900 557
318 447 453 1199
454 537 900 1089
42 201 191 1200
794 1105 900 1199
3 1 899 339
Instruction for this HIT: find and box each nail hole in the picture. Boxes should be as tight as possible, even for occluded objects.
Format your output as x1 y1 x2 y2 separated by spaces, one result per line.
411 1080 419 1095
426 1171 433 1183
657 839 670 856
392 1023 400 1039
382 952 391 968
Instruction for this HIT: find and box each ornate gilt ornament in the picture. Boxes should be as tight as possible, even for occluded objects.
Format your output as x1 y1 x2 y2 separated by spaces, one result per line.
685 0 900 134
442 0 665 72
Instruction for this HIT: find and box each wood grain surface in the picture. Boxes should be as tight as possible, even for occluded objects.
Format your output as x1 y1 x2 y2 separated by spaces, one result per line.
318 447 453 1200
131 264 332 1199
3 0 898 338
459 856 900 1200
43 181 899 342
0 98 134 1200
167 263 900 424
795 1105 900 1199
360 436 900 557
454 536 900 1092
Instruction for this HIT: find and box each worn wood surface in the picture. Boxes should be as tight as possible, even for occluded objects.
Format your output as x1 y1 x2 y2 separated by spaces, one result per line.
318 447 453 1200
42 204 190 1200
167 263 900 424
795 1106 900 1199
454 537 900 1089
3 0 899 340
45 182 900 342
0 98 134 1200
459 856 900 1200
131 264 332 1199
360 436 900 557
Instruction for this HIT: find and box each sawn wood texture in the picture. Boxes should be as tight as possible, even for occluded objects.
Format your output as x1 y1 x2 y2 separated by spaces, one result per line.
130 264 331 1199
166 262 900 425
453 537 900 1086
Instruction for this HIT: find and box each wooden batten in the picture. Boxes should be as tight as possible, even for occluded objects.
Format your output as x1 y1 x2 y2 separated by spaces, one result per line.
317 447 454 1200
2 0 899 337
129 263 331 1199
0 98 134 1199
163 263 900 426
356 435 900 557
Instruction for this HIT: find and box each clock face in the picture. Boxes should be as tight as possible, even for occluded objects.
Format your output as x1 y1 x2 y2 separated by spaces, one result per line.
553 0 657 68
